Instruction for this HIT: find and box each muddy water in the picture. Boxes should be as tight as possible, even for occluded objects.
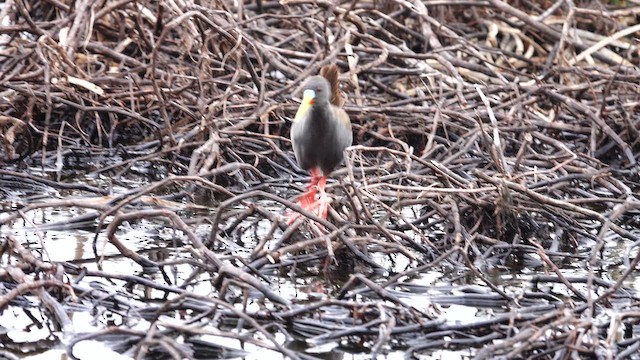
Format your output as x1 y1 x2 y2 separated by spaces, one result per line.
1 166 638 360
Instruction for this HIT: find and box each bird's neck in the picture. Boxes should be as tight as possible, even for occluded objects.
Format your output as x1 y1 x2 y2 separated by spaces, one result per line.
310 102 332 119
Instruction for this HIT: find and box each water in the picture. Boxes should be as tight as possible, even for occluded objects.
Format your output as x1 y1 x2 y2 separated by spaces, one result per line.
1 162 639 360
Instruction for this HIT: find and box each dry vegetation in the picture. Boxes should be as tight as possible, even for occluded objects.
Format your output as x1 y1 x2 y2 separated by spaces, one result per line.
1 0 640 359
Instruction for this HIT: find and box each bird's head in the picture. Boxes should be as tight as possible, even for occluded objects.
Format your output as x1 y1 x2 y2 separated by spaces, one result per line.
294 76 331 122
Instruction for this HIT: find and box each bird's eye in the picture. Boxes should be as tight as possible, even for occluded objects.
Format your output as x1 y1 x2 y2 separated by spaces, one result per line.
316 87 322 92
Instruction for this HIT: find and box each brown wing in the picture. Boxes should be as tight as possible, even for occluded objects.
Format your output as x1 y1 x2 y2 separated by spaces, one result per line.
333 107 351 131
319 64 345 108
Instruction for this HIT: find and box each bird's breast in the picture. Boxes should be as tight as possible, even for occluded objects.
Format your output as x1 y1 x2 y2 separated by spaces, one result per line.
291 104 352 174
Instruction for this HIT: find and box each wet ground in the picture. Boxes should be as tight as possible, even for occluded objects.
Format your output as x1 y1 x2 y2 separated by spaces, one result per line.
2 151 640 359
2 0 640 359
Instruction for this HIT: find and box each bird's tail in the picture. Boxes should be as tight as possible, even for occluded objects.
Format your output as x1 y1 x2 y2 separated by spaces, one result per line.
319 64 345 108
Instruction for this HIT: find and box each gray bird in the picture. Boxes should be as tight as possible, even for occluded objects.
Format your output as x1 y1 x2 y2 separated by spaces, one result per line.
289 65 352 222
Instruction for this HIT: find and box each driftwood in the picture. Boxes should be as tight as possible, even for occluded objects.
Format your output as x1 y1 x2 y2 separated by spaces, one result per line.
1 0 640 358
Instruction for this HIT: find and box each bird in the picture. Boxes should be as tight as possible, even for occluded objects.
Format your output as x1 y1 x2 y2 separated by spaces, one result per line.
288 64 352 224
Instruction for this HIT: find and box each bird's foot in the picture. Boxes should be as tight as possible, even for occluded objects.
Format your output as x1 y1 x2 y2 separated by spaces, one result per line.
286 189 315 225
315 191 331 220
286 189 332 225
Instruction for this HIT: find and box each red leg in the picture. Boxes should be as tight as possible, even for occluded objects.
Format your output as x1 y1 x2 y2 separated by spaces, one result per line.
308 168 322 189
287 168 321 224
315 176 331 220
287 170 334 225
300 168 321 206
